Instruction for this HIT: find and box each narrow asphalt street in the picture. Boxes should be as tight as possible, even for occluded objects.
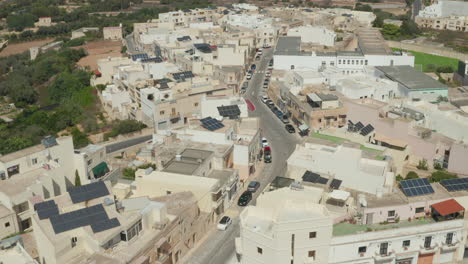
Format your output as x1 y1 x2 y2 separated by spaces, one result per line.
181 48 301 264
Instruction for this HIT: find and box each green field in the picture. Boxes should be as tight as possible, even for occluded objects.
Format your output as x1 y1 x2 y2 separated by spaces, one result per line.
392 48 459 72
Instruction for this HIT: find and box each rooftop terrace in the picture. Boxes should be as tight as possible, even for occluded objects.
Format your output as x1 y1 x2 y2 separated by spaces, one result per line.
333 218 435 236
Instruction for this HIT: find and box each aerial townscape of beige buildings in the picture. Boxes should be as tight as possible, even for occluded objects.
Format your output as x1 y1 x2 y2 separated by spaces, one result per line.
1 3 468 264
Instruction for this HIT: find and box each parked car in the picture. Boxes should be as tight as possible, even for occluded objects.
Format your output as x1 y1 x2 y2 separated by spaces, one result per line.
276 111 284 119
267 100 274 108
261 95 268 103
282 115 290 124
251 64 256 70
261 137 269 147
265 71 271 77
248 181 261 192
217 216 232 231
264 146 272 163
285 124 296 133
263 44 271 48
268 65 273 70
238 191 253 206
271 106 279 113
255 55 261 60
246 73 252 80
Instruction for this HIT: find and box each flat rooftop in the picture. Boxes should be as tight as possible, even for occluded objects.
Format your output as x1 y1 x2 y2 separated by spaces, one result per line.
274 36 302 56
357 28 391 55
376 66 448 90
162 148 213 175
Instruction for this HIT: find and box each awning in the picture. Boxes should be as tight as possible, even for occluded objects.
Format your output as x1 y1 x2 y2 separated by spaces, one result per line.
374 133 407 148
298 124 309 131
92 162 109 178
329 190 350 201
431 199 464 216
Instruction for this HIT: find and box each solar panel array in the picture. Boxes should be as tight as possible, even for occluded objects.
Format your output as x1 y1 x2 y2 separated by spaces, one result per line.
400 178 434 197
354 122 364 131
217 105 241 118
68 181 110 204
141 57 163 63
360 124 374 136
34 200 59 220
330 179 342 190
440 178 468 192
50 204 120 234
200 117 224 131
173 71 194 81
131 53 149 61
302 171 328 184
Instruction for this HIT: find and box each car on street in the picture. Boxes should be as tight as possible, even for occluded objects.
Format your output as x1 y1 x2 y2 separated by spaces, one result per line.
261 95 268 103
217 216 232 231
285 124 296 133
257 49 263 54
255 55 261 60
263 44 271 48
261 137 269 147
275 111 284 119
264 146 272 163
263 84 268 89
238 191 253 206
266 100 274 108
282 115 290 124
251 64 256 70
248 181 261 192
265 71 271 77
271 106 279 113
246 73 252 80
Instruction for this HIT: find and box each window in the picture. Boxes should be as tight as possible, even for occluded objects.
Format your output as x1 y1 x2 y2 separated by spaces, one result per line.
160 111 165 115
257 247 263 254
32 158 38 165
309 232 316 238
424 236 432 249
194 103 199 107
54 158 59 163
87 159 92 165
4 222 10 228
402 240 410 247
308 250 315 258
7 165 19 177
358 246 367 254
71 237 77 248
352 60 354 65
291 65 295 70
415 207 424 213
166 190 172 195
388 210 395 217
446 233 454 245
380 242 388 255
365 60 368 65
347 60 350 64
338 59 341 64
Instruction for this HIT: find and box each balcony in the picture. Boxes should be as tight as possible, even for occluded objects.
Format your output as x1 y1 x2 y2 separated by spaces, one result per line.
373 250 394 261
441 241 458 251
420 244 438 254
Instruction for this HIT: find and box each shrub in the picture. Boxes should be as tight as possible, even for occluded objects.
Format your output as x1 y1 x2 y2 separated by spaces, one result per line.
429 170 457 182
406 171 419 179
416 159 428 170
396 174 404 181
434 162 442 170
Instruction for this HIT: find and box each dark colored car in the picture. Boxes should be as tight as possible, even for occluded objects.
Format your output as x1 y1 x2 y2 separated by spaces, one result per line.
248 181 261 192
251 64 256 70
275 111 284 119
271 106 279 113
285 124 296 133
238 191 253 206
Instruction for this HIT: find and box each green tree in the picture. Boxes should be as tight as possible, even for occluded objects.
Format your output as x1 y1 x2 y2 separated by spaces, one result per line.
71 127 90 148
400 20 420 37
6 14 36 31
355 3 373 12
122 167 137 180
74 170 81 186
380 24 401 39
406 171 419 179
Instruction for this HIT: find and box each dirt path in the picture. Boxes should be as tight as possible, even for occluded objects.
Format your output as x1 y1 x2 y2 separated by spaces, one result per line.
0 38 54 57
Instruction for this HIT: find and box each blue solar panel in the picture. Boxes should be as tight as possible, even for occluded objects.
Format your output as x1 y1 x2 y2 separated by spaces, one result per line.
400 178 434 197
131 53 149 61
440 178 468 192
200 117 224 131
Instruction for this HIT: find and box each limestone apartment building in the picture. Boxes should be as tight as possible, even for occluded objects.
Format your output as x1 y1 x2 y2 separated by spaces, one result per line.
416 0 468 32
32 181 210 264
236 187 466 264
